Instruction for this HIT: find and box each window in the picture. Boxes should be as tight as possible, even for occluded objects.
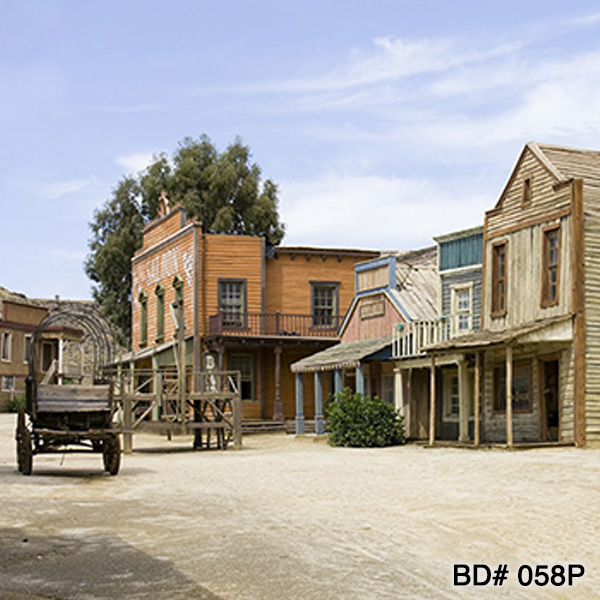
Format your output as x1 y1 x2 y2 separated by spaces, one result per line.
139 291 148 347
491 242 507 316
1 375 14 391
493 361 532 413
443 372 460 421
1 332 12 362
522 176 532 205
228 353 254 400
23 334 33 364
312 282 339 328
541 225 560 306
218 280 246 327
451 285 472 334
155 284 165 342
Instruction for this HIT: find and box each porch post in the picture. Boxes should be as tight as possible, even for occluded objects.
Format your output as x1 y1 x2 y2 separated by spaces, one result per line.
152 354 160 421
394 367 404 416
314 371 325 434
506 345 514 448
474 352 481 447
429 355 436 446
295 372 305 434
273 345 284 421
356 364 365 395
334 369 343 397
57 336 64 385
458 357 470 443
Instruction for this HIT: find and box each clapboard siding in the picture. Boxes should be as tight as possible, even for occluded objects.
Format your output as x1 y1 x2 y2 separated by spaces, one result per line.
583 213 600 443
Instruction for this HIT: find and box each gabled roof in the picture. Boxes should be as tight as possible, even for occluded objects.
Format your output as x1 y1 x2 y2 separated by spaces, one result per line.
491 142 600 213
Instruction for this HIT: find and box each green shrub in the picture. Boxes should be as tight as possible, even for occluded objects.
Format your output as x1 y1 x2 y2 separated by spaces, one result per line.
7 395 26 413
326 388 405 448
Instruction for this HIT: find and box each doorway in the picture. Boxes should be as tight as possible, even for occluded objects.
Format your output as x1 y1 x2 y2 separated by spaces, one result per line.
541 359 559 441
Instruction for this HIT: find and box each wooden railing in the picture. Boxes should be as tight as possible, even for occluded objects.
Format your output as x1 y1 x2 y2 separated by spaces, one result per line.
392 318 453 358
208 311 342 338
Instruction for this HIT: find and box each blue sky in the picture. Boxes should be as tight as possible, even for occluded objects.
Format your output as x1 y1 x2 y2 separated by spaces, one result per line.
3 1 600 300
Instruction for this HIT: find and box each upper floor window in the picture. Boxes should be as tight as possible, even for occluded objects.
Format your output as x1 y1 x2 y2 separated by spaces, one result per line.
219 280 246 327
155 284 165 342
311 282 339 328
1 332 12 362
522 176 532 205
491 241 507 317
139 291 148 347
23 334 33 364
451 285 472 335
541 225 560 307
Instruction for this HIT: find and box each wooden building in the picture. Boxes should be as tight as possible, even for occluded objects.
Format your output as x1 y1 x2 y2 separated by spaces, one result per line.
291 247 438 434
409 142 600 448
392 227 483 441
128 203 378 423
0 291 84 410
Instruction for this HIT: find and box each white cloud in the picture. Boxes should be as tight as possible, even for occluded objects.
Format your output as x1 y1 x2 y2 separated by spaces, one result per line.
115 151 155 174
280 174 489 251
17 177 99 200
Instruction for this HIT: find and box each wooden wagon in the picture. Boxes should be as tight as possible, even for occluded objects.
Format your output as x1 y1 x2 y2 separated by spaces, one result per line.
15 303 121 475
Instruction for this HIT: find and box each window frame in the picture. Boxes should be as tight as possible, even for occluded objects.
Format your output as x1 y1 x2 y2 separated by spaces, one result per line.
155 284 165 343
310 281 340 329
541 224 560 308
451 283 473 335
23 334 33 364
493 360 533 414
491 240 508 318
139 290 148 348
1 375 15 392
227 352 255 401
1 332 12 363
522 176 532 206
443 371 460 422
218 279 247 328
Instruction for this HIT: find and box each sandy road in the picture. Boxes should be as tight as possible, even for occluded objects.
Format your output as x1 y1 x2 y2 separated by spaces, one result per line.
1 413 600 599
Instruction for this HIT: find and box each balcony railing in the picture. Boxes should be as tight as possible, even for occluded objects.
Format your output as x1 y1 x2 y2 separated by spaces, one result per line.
208 311 342 339
393 318 453 358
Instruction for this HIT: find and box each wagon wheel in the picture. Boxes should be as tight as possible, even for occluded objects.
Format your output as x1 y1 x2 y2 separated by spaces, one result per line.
102 434 121 475
16 407 33 476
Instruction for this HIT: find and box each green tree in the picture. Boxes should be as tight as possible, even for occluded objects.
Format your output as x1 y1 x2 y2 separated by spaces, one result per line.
85 135 285 343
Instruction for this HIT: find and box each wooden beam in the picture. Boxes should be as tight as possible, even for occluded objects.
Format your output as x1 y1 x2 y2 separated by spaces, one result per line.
314 371 324 435
295 372 305 435
458 358 470 443
474 352 481 447
429 355 436 446
506 345 514 448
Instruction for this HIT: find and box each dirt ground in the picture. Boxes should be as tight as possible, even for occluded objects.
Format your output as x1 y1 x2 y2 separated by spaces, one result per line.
1 414 600 600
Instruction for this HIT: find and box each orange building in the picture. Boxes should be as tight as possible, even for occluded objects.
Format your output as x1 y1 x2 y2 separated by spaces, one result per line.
130 205 378 422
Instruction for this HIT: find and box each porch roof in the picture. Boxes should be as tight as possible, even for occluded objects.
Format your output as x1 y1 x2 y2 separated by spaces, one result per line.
291 336 392 373
423 315 573 353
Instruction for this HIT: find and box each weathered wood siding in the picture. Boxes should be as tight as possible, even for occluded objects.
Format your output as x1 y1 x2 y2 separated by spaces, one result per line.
583 209 600 443
484 147 573 331
357 265 388 292
341 293 404 343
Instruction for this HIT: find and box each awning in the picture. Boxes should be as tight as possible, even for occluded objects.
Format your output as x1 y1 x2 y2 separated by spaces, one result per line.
291 336 393 373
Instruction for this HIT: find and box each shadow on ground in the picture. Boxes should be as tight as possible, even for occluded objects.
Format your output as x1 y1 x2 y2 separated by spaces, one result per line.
0 528 222 600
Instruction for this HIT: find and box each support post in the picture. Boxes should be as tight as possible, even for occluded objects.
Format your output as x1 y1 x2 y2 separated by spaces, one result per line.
429 355 436 446
152 354 160 421
295 372 305 434
273 345 284 421
474 352 481 447
356 364 365 395
123 361 134 454
334 369 343 397
458 358 470 443
314 371 324 434
394 367 404 416
57 337 64 385
506 345 514 448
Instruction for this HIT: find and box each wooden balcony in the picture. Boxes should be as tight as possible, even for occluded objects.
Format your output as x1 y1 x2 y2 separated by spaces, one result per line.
208 311 342 340
392 318 453 358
